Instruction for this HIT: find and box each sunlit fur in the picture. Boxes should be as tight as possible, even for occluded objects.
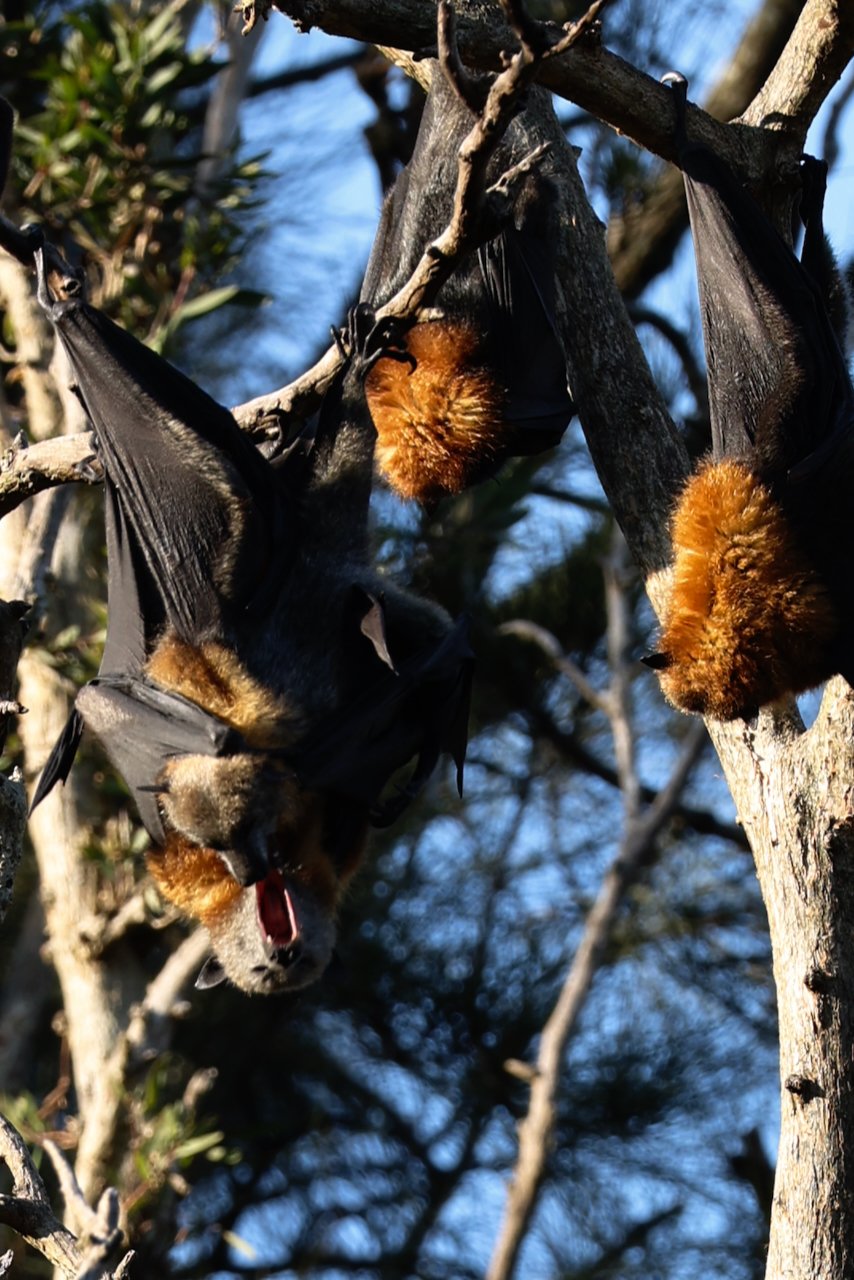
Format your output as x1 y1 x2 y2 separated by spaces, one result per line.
143 638 372 991
147 798 341 928
658 458 838 719
148 800 369 994
364 320 506 503
146 632 299 748
147 836 243 926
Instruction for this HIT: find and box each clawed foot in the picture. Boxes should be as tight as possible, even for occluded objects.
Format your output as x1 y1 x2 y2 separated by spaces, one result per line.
332 305 416 378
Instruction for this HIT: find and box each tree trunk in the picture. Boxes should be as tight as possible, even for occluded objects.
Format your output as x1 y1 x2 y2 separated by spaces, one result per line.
711 689 854 1279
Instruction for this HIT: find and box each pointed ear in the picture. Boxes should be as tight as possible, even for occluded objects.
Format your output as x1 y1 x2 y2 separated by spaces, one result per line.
195 956 227 990
353 586 395 671
641 651 673 671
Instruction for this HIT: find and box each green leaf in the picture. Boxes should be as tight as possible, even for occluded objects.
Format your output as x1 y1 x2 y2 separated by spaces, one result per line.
140 3 184 60
146 62 184 97
174 1130 225 1161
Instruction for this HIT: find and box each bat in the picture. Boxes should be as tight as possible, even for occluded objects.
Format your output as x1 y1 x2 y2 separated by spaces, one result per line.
647 74 854 721
31 258 473 994
359 70 574 505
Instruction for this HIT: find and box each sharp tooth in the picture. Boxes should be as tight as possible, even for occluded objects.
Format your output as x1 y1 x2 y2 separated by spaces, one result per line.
285 887 299 939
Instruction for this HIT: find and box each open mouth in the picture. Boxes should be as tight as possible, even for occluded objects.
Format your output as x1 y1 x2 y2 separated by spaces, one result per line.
255 870 300 946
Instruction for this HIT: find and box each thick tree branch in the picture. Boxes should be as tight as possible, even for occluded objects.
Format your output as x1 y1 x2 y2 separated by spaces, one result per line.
255 0 851 166
609 0 807 296
743 0 854 132
0 433 100 519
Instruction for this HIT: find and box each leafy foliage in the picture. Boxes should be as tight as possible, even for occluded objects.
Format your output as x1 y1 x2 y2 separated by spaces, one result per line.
2 2 265 334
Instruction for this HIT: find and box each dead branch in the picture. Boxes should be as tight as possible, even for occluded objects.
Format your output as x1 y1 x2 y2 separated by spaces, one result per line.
125 928 211 1067
237 0 603 433
0 1113 133 1278
247 0 851 165
487 544 707 1280
43 1142 132 1280
498 620 609 715
0 432 100 520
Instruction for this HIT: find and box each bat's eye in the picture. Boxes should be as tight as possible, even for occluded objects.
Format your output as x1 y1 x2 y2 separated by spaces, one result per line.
641 651 672 671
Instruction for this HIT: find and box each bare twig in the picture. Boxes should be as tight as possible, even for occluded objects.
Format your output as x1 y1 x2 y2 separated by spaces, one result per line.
125 928 211 1067
0 1112 133 1277
498 620 609 715
43 1143 132 1280
0 1113 79 1274
236 0 592 433
487 542 707 1280
542 0 608 60
436 0 489 110
488 718 706 1279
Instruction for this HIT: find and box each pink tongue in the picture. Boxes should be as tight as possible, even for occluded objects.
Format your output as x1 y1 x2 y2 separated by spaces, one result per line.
256 872 298 945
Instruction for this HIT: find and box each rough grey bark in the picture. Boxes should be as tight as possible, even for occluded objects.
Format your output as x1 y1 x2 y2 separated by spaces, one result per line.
542 7 854 1278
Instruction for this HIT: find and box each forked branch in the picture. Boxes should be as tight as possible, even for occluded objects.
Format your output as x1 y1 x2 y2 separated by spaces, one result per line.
0 1114 133 1278
236 0 607 431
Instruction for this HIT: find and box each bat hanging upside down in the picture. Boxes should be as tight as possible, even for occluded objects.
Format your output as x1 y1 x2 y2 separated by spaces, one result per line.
31 260 472 995
358 69 574 504
647 74 854 721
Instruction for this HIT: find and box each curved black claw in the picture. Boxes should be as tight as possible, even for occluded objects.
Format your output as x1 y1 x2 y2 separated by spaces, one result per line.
73 454 103 485
335 305 416 380
35 245 83 315
364 314 417 376
661 71 689 150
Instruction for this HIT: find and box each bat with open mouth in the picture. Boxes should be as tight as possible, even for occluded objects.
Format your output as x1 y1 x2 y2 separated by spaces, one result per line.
31 257 472 994
648 75 854 721
359 70 574 505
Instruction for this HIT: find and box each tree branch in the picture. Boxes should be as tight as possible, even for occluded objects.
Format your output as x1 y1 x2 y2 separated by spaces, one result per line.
0 432 100 520
0 1113 133 1278
610 0 810 296
236 0 602 432
487 575 707 1280
255 0 850 166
